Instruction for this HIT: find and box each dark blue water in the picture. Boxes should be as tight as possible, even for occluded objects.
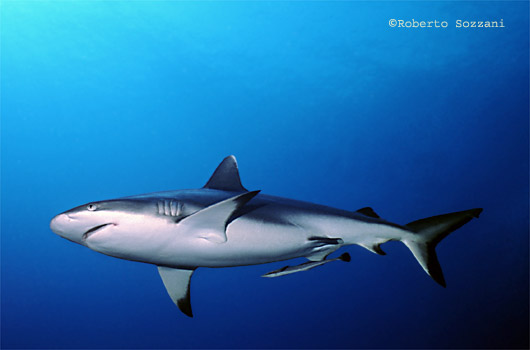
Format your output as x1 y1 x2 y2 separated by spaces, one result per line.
2 1 528 349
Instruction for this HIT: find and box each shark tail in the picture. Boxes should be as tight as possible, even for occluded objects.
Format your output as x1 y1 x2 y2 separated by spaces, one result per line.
402 208 482 287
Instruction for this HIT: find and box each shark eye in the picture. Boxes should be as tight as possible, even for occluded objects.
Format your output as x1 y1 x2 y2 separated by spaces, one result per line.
87 204 97 211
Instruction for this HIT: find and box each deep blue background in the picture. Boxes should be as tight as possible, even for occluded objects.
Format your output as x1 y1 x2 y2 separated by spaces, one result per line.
2 1 528 349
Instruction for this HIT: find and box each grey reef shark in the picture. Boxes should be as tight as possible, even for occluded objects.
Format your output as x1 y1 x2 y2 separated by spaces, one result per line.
50 156 482 317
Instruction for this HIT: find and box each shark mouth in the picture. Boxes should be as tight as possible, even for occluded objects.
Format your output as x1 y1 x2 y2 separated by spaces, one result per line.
82 223 115 241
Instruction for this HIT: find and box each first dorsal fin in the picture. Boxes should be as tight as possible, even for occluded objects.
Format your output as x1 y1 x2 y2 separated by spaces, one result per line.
204 155 247 192
356 207 380 218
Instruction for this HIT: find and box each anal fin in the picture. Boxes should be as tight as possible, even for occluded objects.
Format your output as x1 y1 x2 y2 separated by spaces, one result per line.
359 243 386 255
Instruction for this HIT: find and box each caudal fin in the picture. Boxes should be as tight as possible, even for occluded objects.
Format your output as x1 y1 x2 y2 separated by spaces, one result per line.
403 208 482 287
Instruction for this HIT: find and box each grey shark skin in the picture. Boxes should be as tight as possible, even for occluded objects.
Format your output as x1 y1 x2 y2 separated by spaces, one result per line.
50 156 482 317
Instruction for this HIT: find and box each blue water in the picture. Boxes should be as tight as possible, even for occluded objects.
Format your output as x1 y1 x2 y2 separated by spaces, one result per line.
1 1 528 348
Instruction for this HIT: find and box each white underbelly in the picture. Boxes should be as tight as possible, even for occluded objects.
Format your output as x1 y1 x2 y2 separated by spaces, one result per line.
86 217 314 268
163 219 312 267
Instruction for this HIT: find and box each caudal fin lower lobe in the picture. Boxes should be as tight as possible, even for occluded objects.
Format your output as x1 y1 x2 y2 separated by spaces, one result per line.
403 208 483 287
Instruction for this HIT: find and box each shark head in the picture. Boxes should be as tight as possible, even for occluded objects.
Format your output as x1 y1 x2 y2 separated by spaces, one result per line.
49 195 216 265
50 155 261 275
50 199 155 247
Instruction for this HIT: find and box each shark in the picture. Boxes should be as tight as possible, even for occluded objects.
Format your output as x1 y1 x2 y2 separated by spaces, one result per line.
50 155 482 317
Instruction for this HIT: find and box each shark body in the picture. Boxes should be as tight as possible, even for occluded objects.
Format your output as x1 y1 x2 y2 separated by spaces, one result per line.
50 156 482 317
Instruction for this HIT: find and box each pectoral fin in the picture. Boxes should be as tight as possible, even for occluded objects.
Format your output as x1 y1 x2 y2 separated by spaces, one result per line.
158 266 195 317
179 190 260 243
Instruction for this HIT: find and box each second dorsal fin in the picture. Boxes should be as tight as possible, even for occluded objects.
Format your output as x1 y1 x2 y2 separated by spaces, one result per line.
203 155 247 192
356 207 380 218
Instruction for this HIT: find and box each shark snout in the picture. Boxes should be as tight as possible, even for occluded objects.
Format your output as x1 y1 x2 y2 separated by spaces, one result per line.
50 213 71 235
50 213 86 244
